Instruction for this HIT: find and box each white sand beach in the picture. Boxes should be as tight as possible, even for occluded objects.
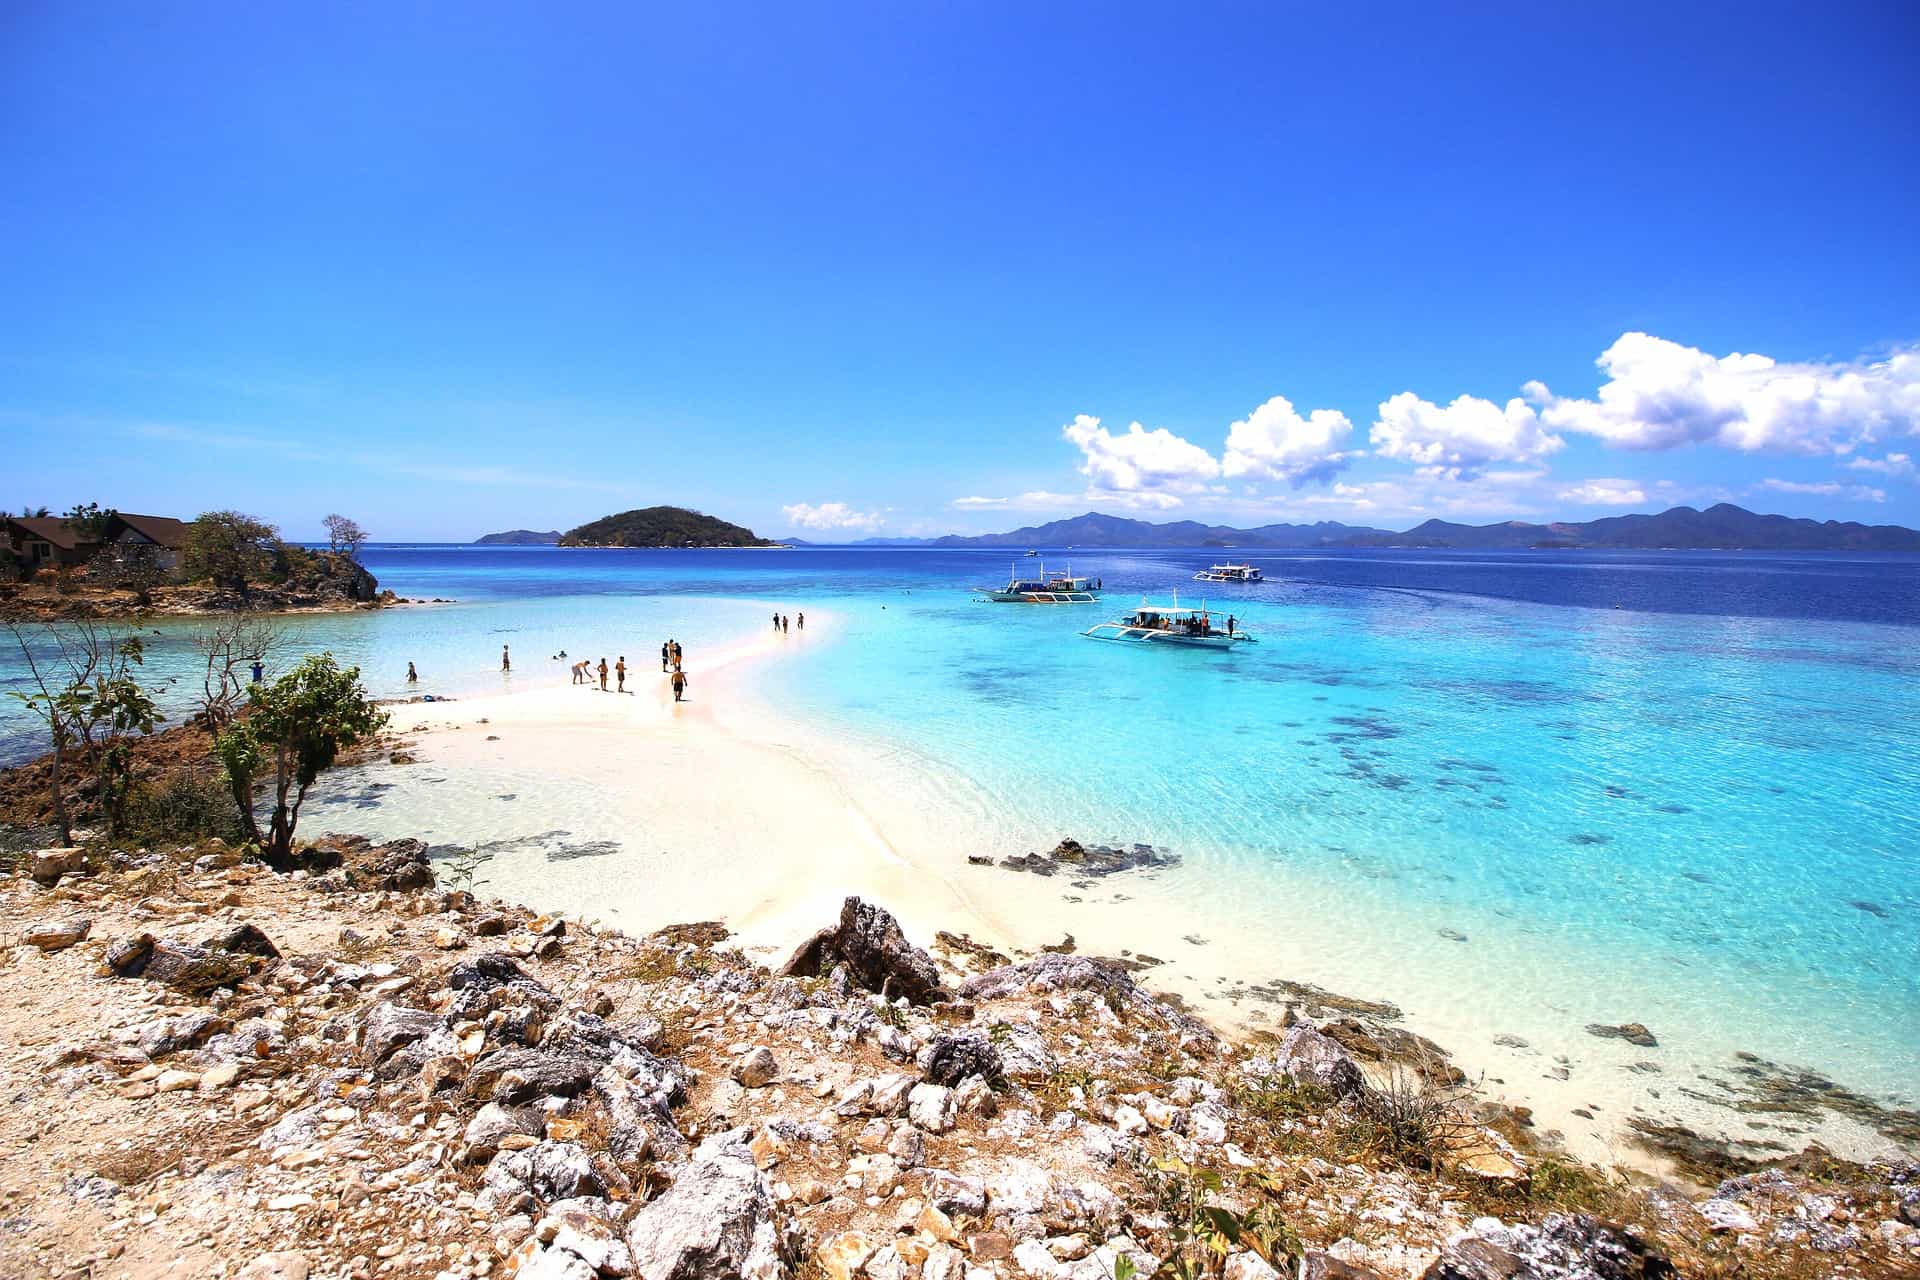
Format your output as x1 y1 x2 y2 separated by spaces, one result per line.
331 612 1907 1176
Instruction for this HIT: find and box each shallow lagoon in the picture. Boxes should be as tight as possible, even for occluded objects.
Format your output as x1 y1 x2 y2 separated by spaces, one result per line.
3 544 1915 1156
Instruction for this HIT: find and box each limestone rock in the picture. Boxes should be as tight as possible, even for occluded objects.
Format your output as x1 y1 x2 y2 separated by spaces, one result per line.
360 1001 441 1065
1270 1024 1364 1097
958 953 1213 1044
733 1046 778 1088
908 1083 956 1133
1421 1213 1676 1279
238 1253 312 1280
466 1102 546 1159
923 1033 1002 1087
22 918 91 951
780 897 949 1005
624 1130 787 1280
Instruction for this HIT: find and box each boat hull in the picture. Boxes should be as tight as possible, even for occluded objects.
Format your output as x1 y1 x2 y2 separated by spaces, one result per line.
1081 622 1255 646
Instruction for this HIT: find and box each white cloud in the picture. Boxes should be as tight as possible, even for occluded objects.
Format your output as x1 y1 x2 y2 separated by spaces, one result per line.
1556 477 1648 506
1220 395 1357 487
1755 478 1886 502
1532 333 1920 455
781 501 886 532
949 491 1090 512
1846 452 1915 479
1369 392 1563 478
1062 414 1220 506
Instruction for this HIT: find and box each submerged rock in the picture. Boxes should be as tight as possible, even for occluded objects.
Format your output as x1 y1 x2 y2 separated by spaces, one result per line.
1586 1022 1659 1048
990 838 1179 879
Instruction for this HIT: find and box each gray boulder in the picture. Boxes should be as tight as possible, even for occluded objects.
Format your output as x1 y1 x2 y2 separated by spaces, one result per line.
467 1048 600 1104
1422 1214 1676 1279
625 1130 787 1280
923 1033 1002 1087
359 1002 442 1066
464 1102 545 1159
780 897 948 1005
1269 1025 1364 1098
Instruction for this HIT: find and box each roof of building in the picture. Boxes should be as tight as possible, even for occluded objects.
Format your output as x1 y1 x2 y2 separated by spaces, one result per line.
108 512 191 549
3 515 93 550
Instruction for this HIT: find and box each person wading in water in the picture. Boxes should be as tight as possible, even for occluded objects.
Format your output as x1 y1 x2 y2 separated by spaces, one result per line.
670 668 688 702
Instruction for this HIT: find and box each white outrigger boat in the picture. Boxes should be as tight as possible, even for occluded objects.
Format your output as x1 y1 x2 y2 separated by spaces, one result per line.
978 561 1103 604
1193 562 1263 583
1082 595 1255 647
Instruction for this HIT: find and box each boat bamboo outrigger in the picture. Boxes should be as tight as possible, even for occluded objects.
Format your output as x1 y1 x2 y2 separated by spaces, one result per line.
1082 594 1255 647
1193 562 1264 583
977 561 1103 604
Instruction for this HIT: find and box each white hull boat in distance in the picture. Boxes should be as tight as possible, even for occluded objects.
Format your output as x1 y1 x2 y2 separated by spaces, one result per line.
977 561 1103 604
1082 595 1255 647
1194 562 1263 583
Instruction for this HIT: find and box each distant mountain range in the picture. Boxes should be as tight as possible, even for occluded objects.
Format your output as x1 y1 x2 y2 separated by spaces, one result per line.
474 529 561 545
806 504 1920 551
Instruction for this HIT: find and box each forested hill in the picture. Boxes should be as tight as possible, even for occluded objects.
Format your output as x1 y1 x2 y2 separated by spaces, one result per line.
473 529 561 545
558 506 775 548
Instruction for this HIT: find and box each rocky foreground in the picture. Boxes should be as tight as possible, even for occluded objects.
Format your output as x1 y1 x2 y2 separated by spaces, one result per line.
3 837 1917 1280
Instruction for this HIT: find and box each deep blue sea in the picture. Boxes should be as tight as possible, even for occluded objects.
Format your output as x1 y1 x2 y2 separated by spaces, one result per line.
4 545 1916 1151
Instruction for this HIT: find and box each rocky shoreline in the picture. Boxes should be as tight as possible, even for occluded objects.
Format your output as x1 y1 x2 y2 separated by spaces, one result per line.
3 833 1917 1280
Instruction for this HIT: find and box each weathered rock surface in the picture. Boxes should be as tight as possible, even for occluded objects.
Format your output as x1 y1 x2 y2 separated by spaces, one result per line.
1422 1214 1677 1279
625 1131 788 1280
780 896 948 1004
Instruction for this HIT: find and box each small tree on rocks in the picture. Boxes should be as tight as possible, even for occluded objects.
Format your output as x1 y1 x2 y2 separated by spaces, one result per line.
322 514 369 560
216 653 387 869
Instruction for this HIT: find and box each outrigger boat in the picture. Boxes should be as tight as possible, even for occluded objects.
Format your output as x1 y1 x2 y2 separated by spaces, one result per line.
1193 562 1263 583
1082 595 1255 647
978 561 1103 604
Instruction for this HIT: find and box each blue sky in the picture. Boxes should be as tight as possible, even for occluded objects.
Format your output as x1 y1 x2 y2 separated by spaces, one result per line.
3 2 1917 540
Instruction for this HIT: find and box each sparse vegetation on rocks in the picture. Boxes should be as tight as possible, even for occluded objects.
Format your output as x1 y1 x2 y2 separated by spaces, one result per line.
1 837 1915 1280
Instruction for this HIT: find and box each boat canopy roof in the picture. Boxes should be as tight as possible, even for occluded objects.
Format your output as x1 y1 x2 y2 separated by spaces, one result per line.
1128 598 1227 616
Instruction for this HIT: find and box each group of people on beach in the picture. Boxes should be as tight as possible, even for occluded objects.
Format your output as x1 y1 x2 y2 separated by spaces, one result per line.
416 614 821 706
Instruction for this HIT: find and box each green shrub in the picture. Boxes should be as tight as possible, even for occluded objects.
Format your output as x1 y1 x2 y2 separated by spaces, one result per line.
123 773 249 844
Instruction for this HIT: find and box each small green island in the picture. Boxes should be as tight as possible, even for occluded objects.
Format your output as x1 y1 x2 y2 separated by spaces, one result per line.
473 529 562 545
559 505 779 548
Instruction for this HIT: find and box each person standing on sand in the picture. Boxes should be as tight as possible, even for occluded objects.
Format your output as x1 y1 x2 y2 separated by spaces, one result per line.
660 641 670 672
797 612 804 631
502 645 511 671
616 656 627 692
771 613 779 632
670 668 688 702
406 662 418 682
671 640 683 670
597 658 609 691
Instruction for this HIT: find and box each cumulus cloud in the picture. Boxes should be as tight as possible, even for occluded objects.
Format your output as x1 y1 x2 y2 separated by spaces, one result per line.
1368 391 1563 479
1220 395 1357 487
1846 452 1915 479
1062 414 1220 506
1556 477 1648 506
1530 333 1920 455
781 501 886 532
1755 478 1886 502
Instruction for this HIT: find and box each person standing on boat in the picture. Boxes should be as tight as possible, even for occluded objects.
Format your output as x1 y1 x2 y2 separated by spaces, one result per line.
1227 615 1236 637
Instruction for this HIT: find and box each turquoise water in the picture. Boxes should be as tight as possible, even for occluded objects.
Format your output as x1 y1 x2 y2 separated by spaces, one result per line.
3 545 1916 1136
